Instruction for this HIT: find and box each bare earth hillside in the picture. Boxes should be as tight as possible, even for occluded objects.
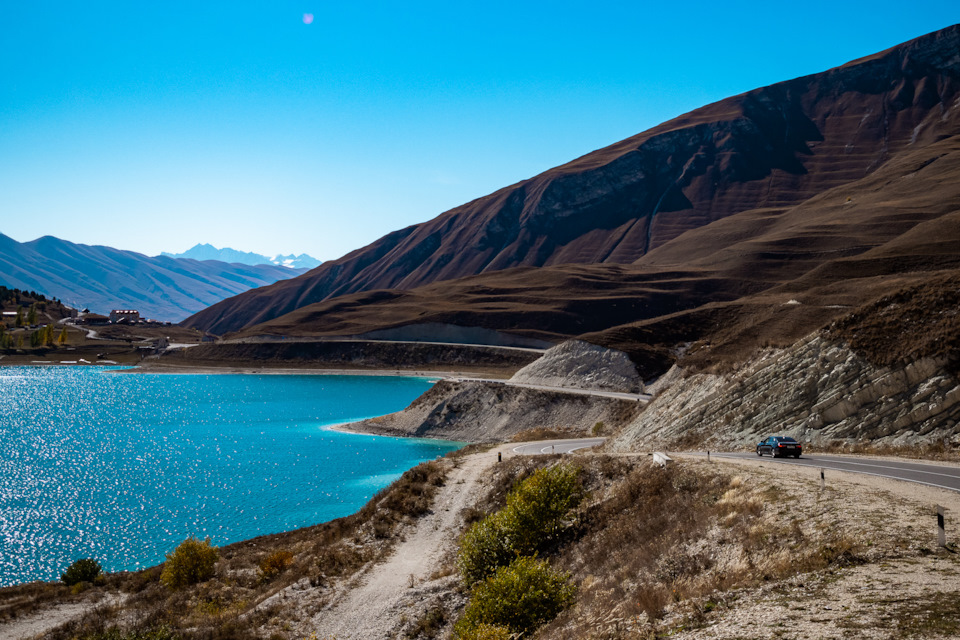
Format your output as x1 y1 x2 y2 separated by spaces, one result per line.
184 25 960 336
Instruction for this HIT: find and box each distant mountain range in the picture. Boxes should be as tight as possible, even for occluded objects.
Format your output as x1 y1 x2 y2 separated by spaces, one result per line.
161 244 321 270
0 234 308 322
182 25 960 376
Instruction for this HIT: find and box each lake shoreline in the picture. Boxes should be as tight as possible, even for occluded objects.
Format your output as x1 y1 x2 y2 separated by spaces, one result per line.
0 366 454 587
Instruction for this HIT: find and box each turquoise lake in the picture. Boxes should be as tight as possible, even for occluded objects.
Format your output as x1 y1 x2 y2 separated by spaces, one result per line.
0 366 458 587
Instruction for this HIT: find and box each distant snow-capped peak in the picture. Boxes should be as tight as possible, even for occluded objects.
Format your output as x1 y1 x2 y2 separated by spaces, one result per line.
162 244 321 269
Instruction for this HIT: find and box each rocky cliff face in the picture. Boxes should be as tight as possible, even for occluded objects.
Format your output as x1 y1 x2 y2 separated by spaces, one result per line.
185 25 960 335
609 334 960 451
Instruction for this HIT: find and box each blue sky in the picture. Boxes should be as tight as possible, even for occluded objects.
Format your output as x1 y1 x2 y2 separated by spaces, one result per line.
1 2 958 261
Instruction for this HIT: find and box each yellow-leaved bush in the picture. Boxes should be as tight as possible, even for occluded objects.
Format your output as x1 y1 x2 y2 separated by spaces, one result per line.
160 536 219 589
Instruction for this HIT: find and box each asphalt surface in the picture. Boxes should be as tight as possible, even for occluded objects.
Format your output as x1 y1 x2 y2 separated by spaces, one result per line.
705 452 960 493
512 438 606 455
455 377 652 403
512 442 960 493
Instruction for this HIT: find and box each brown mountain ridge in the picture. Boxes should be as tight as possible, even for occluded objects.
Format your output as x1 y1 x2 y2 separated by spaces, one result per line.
184 25 960 364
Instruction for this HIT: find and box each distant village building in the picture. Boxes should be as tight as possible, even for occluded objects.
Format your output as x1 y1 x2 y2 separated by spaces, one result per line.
110 309 141 323
81 313 110 325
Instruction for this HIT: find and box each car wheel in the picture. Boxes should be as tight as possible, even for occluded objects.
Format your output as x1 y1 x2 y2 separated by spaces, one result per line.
757 449 762 456
794 453 801 458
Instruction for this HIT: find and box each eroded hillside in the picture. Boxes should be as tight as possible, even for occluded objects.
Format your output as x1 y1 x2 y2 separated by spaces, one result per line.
184 25 960 335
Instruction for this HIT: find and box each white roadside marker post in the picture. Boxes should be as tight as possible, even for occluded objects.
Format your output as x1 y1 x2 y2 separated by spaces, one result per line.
938 505 947 548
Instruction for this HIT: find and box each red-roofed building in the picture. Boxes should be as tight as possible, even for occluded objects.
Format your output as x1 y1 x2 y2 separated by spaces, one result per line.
109 309 140 323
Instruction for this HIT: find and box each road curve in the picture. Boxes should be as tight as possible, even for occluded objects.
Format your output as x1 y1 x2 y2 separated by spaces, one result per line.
512 438 606 455
703 452 960 493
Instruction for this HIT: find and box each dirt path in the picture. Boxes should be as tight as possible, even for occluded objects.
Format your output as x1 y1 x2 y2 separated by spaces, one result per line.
300 445 509 639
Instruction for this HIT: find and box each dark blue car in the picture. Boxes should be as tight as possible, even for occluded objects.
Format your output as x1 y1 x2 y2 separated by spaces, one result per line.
756 436 802 458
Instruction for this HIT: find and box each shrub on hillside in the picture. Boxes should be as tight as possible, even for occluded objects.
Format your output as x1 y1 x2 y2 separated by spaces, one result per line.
455 623 513 640
79 626 178 640
61 558 102 586
454 556 576 639
457 511 517 587
258 549 294 580
504 462 582 550
160 537 218 589
458 463 582 585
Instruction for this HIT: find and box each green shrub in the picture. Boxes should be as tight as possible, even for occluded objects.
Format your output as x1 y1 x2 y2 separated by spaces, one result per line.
160 537 218 589
455 623 513 640
503 462 582 551
61 558 102 586
458 463 582 585
454 556 576 638
457 511 517 587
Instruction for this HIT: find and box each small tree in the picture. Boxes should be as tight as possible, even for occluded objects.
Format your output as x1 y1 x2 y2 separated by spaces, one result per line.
61 558 102 586
160 536 219 589
27 305 37 325
57 327 68 345
14 309 23 328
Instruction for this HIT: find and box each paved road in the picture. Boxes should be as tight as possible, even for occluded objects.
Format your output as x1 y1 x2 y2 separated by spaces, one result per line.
509 442 960 493
455 376 651 403
223 336 548 354
704 452 960 493
512 438 606 455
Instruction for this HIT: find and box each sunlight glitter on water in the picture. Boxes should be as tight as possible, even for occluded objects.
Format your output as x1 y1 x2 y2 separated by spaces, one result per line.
0 366 459 586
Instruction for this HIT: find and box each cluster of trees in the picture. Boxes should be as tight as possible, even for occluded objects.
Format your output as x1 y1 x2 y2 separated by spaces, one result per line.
1 287 71 332
0 285 58 305
0 330 23 349
0 303 68 349
29 324 67 347
0 304 37 329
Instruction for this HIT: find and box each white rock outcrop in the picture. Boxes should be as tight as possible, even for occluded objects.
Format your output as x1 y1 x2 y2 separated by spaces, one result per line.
510 340 644 394
610 334 960 450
